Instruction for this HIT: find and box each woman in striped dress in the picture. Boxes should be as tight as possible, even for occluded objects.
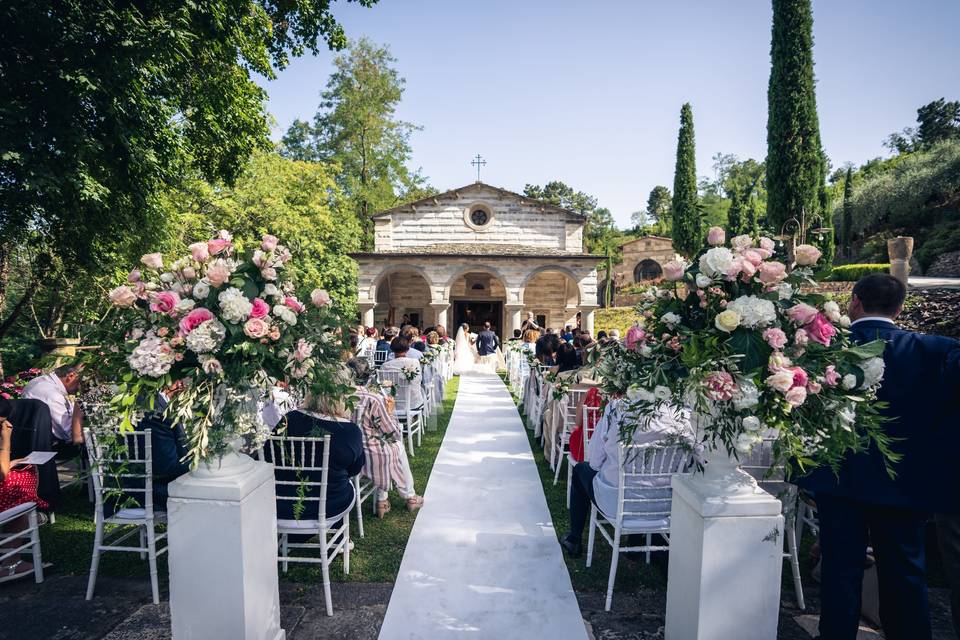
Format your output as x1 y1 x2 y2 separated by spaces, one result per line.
351 382 424 518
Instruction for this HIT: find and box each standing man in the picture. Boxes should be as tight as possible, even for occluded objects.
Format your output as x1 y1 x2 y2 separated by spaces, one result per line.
795 274 960 640
476 322 500 372
520 312 540 334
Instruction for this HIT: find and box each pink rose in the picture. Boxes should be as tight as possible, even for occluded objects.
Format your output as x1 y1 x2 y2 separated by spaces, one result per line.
108 285 138 307
243 317 270 339
293 338 314 362
806 313 837 346
261 234 279 252
207 238 232 256
807 380 822 394
787 303 818 325
703 371 736 401
310 289 331 308
794 328 809 346
206 261 231 287
625 325 646 351
762 328 787 350
824 365 841 387
794 244 822 267
149 291 181 316
707 226 726 246
269 325 281 341
189 242 210 262
250 298 270 319
156 327 169 338
785 386 807 407
758 261 787 285
766 369 794 393
179 307 215 335
181 266 197 280
790 367 808 389
758 237 776 258
742 249 764 267
128 270 141 283
284 296 305 314
738 258 757 280
662 260 686 282
261 267 278 281
141 253 163 269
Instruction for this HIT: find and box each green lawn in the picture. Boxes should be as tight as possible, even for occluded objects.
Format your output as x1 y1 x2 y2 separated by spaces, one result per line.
38 376 460 586
500 374 666 593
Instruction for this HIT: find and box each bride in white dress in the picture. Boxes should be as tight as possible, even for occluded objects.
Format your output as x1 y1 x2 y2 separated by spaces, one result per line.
453 323 478 375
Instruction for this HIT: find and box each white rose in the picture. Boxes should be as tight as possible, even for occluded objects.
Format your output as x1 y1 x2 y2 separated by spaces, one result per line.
273 304 298 326
661 312 681 327
695 274 712 288
726 295 777 328
823 300 841 322
174 298 196 314
839 315 851 328
859 357 885 389
217 287 253 324
741 416 762 432
654 385 672 401
842 374 857 390
698 247 737 278
765 369 794 394
160 272 175 283
715 309 741 333
192 279 211 300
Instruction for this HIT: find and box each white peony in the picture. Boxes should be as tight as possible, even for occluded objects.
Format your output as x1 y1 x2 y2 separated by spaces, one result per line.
776 283 794 301
698 247 737 279
174 298 196 314
218 287 253 324
185 319 226 354
842 374 857 390
192 279 211 300
661 312 681 327
726 295 778 328
273 304 298 326
859 357 885 389
127 336 176 378
732 379 760 410
730 234 754 252
741 415 762 432
653 385 672 401
626 385 655 403
823 300 842 322
735 431 762 455
695 274 712 288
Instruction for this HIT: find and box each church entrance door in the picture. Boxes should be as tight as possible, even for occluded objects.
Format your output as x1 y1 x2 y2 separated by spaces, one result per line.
453 301 504 340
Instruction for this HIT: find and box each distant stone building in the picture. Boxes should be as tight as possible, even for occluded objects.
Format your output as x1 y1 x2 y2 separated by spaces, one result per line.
598 235 677 306
351 182 603 339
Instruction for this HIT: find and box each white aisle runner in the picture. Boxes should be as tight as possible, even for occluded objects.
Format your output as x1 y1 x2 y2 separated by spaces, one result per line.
378 371 589 640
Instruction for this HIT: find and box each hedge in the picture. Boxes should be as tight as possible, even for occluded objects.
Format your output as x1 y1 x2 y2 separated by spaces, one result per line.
828 264 890 281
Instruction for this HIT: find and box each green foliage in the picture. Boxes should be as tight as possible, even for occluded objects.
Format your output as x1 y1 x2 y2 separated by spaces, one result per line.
827 264 891 282
523 181 618 255
595 307 640 337
841 167 855 258
279 38 430 248
766 0 827 235
671 103 702 257
642 185 672 234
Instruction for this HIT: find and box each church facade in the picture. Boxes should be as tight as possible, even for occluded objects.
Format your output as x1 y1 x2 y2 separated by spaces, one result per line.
352 182 602 339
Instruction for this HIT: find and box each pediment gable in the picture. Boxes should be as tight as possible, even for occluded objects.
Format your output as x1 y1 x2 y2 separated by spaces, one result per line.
370 182 585 221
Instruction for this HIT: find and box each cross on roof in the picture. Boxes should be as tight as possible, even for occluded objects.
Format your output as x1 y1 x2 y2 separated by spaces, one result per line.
471 154 486 182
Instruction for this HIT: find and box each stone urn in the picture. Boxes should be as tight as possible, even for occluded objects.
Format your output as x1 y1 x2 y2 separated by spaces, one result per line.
887 236 914 287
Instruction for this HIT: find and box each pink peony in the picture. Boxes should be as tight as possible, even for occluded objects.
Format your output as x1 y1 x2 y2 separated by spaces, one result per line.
790 367 808 389
703 371 736 401
742 249 764 267
766 369 795 393
794 328 810 346
249 298 270 319
141 253 163 270
149 291 181 316
624 325 646 351
243 317 270 339
824 365 841 387
762 328 788 350
261 234 279 252
179 307 215 335
293 338 314 362
662 260 686 282
787 303 818 325
794 244 822 267
128 270 141 283
758 261 787 285
807 380 822 394
108 285 138 307
707 226 726 246
206 261 231 287
207 238 232 256
284 296 305 314
806 313 837 346
189 242 210 262
310 288 331 308
785 386 808 407
758 237 776 258
738 258 757 280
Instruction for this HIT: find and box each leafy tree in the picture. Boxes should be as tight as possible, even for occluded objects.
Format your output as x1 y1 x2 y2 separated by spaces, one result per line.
644 186 672 234
917 98 960 148
711 153 739 196
280 38 429 248
523 181 598 215
671 103 702 257
0 0 376 373
766 0 827 236
841 166 854 258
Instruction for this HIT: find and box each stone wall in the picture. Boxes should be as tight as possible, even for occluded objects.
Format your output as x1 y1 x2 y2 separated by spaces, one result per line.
618 236 676 283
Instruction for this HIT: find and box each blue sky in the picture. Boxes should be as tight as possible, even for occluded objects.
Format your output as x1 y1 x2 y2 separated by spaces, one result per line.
258 0 960 228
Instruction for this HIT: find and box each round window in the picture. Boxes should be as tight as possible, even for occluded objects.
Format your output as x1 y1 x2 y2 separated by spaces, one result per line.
470 209 489 226
464 203 494 231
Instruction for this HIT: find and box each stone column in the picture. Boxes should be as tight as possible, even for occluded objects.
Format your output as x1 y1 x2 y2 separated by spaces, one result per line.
430 302 450 331
579 305 598 337
505 303 525 335
887 236 914 287
359 303 375 328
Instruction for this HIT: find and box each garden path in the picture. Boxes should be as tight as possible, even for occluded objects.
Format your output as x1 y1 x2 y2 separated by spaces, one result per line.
377 371 588 640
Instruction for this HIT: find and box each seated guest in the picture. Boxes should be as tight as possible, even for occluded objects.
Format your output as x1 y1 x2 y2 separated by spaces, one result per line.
21 364 84 457
381 337 424 413
0 397 48 580
522 329 539 355
536 332 560 366
403 326 427 354
608 329 621 343
390 329 423 361
274 389 365 523
550 342 580 375
561 399 690 557
8 399 58 509
435 325 450 344
356 327 378 357
136 383 191 511
376 327 396 353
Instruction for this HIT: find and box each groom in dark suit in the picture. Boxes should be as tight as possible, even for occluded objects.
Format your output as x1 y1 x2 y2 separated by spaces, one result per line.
476 322 500 358
796 274 960 640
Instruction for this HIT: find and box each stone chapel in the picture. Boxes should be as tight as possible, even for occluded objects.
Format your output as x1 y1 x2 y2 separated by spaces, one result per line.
352 182 603 340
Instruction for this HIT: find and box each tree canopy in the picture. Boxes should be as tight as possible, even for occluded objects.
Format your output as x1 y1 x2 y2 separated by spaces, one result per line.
671 103 702 257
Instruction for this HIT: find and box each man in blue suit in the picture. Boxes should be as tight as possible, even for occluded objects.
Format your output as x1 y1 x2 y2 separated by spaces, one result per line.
796 274 960 640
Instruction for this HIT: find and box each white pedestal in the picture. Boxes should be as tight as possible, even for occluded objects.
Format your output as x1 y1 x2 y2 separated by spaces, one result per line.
167 451 285 640
665 455 784 640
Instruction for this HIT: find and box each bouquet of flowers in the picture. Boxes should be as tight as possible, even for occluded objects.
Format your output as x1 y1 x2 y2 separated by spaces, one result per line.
89 231 351 466
595 227 895 477
400 363 420 382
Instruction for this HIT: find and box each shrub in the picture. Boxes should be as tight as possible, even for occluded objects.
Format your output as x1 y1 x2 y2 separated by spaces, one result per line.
595 307 639 336
828 264 891 281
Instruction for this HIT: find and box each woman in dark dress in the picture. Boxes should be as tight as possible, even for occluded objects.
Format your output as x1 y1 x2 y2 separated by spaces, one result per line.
273 391 365 522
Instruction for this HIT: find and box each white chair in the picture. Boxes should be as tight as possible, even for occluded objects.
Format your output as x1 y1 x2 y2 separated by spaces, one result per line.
586 443 692 611
84 428 167 604
349 405 377 538
373 350 388 369
566 403 601 509
257 433 353 617
0 501 44 585
553 388 588 485
376 369 424 457
741 439 805 610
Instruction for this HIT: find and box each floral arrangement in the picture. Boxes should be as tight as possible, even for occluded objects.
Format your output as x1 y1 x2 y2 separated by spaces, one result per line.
596 227 895 477
400 363 420 382
0 368 42 400
89 230 351 465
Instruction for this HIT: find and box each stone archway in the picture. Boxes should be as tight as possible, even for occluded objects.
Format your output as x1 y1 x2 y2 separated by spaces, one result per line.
372 267 433 329
634 258 663 282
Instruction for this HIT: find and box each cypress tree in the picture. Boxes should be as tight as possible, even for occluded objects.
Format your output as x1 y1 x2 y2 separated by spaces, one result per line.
842 166 854 258
726 188 744 236
766 0 827 237
671 103 702 257
745 198 761 239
